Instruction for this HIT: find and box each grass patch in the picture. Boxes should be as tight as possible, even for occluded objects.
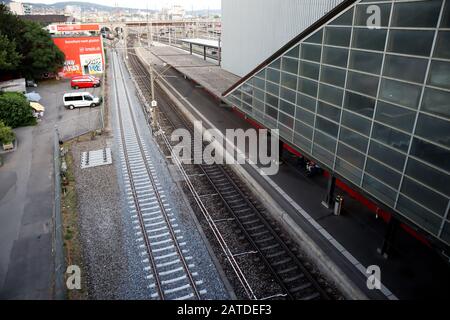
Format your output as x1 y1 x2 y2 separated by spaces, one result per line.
60 140 88 300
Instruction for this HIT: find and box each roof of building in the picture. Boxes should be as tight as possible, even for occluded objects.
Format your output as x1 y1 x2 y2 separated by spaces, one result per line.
180 38 220 49
20 15 72 26
222 0 356 96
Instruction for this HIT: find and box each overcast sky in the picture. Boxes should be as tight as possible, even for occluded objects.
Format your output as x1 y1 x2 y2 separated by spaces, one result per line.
21 0 221 10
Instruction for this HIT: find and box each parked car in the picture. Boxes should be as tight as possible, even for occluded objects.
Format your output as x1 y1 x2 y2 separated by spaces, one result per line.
71 75 101 89
63 92 102 109
26 79 37 87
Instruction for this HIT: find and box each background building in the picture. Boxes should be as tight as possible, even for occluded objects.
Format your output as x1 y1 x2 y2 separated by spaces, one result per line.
7 1 24 15
221 0 344 76
223 0 450 250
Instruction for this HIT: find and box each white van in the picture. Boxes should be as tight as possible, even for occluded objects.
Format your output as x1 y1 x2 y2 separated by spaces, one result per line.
63 92 101 109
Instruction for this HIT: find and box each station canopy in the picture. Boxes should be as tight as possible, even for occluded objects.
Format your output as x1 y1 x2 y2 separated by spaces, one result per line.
180 38 220 49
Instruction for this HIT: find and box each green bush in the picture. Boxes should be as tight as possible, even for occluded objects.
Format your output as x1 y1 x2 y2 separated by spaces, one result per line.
0 120 15 144
0 92 36 128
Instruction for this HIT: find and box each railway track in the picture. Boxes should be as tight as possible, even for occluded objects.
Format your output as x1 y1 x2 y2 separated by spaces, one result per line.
125 46 331 300
111 51 206 300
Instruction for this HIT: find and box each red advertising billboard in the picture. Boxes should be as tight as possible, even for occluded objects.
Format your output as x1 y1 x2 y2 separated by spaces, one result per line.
52 36 104 78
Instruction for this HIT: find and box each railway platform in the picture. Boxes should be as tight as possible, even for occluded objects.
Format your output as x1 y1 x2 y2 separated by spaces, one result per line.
136 45 239 99
136 44 450 300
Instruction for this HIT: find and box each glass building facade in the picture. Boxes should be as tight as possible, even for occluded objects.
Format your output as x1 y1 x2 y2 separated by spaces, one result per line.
224 0 450 246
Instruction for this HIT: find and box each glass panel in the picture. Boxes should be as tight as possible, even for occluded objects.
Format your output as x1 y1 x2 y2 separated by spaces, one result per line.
387 30 434 56
401 177 448 216
415 114 450 148
391 0 442 28
280 87 296 104
434 31 450 59
317 101 341 123
319 84 344 107
297 93 317 112
269 58 281 70
421 88 450 120
295 107 315 126
349 50 383 75
397 195 442 235
355 3 391 26
352 28 387 51
279 99 295 116
410 138 450 172
339 127 368 152
372 122 410 152
285 45 300 59
337 143 365 168
347 71 379 97
299 60 320 80
281 72 297 90
314 130 337 152
369 140 406 171
341 110 371 136
253 97 264 112
242 93 252 105
282 57 299 75
330 8 354 25
406 158 450 196
383 55 428 84
279 112 294 129
253 88 265 102
254 77 265 89
379 78 422 110
428 60 450 90
266 106 278 120
442 0 450 27
266 82 279 96
304 29 323 44
365 158 401 189
279 124 293 142
343 91 376 118
255 69 265 79
295 121 313 139
363 174 397 207
294 133 312 152
324 27 351 47
335 158 363 185
320 65 346 87
265 93 279 108
267 68 280 83
297 77 318 97
301 44 321 62
322 46 349 68
443 222 450 244
312 144 334 168
375 101 416 133
316 116 339 137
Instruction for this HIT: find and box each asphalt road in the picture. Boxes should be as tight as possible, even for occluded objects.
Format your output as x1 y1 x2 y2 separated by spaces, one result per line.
0 79 101 299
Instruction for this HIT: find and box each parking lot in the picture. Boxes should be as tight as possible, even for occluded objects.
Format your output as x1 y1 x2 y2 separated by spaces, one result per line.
0 78 102 299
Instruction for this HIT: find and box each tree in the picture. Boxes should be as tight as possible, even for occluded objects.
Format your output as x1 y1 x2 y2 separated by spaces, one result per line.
0 92 36 128
0 4 65 79
0 33 22 71
0 120 15 144
18 20 65 79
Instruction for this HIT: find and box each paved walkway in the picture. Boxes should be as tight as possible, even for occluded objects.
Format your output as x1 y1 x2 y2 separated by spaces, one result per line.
0 80 101 299
138 45 450 300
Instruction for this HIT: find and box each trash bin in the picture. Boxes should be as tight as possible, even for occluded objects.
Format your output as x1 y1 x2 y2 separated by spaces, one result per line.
334 195 343 216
